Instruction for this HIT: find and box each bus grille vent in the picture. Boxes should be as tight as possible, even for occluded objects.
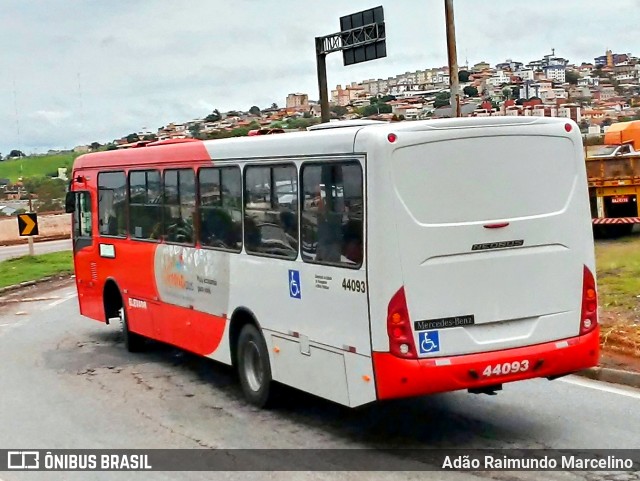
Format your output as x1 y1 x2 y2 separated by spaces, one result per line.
90 262 98 281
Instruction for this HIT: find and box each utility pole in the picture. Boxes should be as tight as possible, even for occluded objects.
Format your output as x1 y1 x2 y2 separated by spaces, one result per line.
444 0 461 117
315 39 331 123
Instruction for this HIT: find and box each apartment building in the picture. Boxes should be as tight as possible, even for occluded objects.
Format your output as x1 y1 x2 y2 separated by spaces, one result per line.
286 93 309 109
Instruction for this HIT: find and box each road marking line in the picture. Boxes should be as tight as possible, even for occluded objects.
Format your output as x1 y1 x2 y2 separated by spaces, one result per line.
2 296 61 304
560 375 640 400
44 294 77 309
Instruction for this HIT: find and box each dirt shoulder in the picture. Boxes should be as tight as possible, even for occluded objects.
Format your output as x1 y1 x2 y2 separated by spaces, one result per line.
599 309 640 373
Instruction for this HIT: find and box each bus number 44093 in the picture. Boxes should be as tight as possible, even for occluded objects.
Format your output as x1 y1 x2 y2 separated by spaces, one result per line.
342 278 366 293
482 360 530 377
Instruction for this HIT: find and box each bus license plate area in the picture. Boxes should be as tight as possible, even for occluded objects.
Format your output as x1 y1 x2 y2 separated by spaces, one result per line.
481 359 530 378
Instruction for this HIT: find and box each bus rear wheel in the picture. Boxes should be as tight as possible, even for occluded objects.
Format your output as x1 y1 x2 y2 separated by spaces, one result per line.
120 307 146 353
237 324 274 408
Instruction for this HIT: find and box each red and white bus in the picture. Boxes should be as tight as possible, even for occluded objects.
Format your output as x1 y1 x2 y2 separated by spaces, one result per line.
67 117 599 408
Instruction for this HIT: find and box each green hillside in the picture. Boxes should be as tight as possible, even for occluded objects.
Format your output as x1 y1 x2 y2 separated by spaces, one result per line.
0 152 79 182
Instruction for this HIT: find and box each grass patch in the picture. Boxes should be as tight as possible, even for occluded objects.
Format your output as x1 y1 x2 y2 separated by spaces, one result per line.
0 251 73 288
595 234 640 311
0 152 78 182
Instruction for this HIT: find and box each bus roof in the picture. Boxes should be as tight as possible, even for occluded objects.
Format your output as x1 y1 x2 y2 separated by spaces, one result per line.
73 117 569 171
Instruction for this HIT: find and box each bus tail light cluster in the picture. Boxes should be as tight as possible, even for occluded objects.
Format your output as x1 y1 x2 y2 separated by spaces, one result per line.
581 266 598 335
387 287 417 359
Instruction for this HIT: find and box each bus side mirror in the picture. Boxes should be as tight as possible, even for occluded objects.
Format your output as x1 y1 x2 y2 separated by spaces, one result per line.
65 192 75 213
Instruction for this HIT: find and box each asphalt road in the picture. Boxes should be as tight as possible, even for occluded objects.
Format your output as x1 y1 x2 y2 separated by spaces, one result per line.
0 281 639 481
0 239 72 261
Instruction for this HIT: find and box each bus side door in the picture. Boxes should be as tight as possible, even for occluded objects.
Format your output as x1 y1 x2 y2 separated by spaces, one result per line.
72 190 102 321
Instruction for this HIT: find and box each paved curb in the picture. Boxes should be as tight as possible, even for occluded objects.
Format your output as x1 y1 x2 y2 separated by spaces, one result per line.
0 274 74 296
0 234 71 247
576 367 640 389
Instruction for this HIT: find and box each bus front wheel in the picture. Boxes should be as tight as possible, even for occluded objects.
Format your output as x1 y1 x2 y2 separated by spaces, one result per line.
237 324 274 408
120 307 146 353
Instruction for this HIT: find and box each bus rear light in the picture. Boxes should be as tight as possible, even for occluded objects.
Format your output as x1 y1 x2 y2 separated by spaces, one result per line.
387 287 417 359
580 266 598 335
564 123 573 132
387 133 397 143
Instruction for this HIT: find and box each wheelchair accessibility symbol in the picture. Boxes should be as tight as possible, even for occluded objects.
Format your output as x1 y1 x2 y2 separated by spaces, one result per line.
289 270 301 299
418 330 440 354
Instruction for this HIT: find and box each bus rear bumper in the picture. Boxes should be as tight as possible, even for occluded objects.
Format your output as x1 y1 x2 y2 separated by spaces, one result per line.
372 328 600 400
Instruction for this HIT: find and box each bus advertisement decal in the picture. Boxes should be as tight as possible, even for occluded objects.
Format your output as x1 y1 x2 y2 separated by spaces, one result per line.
154 245 231 314
418 331 440 354
414 315 474 331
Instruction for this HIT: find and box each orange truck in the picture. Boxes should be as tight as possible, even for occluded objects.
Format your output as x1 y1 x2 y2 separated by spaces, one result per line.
586 120 640 236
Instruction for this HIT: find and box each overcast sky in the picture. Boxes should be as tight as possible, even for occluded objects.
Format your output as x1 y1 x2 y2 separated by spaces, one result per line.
1 0 638 155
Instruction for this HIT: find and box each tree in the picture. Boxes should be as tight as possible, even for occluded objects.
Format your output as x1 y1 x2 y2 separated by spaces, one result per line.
566 70 580 85
270 103 279 109
433 92 451 108
502 86 512 100
126 133 139 143
189 123 203 139
579 120 590 132
463 86 479 97
458 70 471 83
8 149 25 158
230 127 251 137
359 103 392 117
601 117 613 128
330 105 348 117
379 94 396 103
286 117 320 130
22 177 66 212
90 142 101 151
204 109 221 123
303 111 312 118
34 178 66 212
249 106 261 116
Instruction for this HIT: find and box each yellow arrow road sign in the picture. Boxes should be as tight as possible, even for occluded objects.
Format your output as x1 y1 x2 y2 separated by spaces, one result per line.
18 213 38 236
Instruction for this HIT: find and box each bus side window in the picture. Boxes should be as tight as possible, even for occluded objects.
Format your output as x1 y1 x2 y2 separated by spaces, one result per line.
199 166 242 251
244 164 298 259
301 161 363 268
163 169 196 245
98 171 127 237
129 170 162 241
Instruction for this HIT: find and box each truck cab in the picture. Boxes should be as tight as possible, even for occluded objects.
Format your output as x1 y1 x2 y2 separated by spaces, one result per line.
589 143 637 157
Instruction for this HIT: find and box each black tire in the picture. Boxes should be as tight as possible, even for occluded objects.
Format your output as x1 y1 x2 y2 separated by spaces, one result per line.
120 307 146 353
237 324 275 408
